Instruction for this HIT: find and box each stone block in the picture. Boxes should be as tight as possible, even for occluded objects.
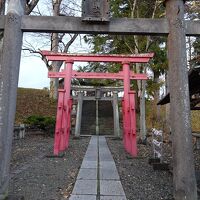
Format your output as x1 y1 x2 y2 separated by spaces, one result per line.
81 161 98 169
100 196 127 200
84 154 98 161
100 168 120 180
77 168 97 180
72 180 97 195
69 195 97 200
100 180 126 196
99 154 114 162
99 161 117 170
86 147 98 152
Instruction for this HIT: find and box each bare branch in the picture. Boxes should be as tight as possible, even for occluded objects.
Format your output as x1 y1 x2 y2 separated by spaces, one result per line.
63 34 78 53
54 33 78 69
23 48 52 70
123 37 135 54
25 0 40 15
146 0 159 51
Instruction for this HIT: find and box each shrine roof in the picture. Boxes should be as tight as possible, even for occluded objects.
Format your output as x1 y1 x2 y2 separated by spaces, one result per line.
157 65 200 109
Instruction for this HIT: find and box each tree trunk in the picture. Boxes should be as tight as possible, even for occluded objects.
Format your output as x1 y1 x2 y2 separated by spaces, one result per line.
49 72 59 99
49 0 61 99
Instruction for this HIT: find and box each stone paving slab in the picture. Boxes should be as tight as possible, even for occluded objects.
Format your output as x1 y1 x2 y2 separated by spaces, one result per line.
99 152 112 156
85 151 97 156
99 168 120 180
99 155 114 162
84 155 98 161
77 168 97 180
85 150 98 154
86 146 98 150
70 136 127 200
100 180 126 196
98 137 106 142
72 180 97 195
86 147 98 151
100 196 127 200
87 146 97 148
89 137 98 143
99 149 113 155
99 161 117 170
85 149 98 153
87 145 97 148
99 145 109 148
85 152 98 157
81 160 98 169
69 195 97 200
99 149 112 155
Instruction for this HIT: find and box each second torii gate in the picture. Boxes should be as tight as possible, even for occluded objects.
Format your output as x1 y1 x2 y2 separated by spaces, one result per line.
42 51 154 157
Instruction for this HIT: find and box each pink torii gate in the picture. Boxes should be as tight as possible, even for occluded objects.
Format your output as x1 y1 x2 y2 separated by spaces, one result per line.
42 51 154 157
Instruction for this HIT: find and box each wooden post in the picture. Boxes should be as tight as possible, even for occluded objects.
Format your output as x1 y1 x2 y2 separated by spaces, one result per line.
96 100 99 135
140 80 146 142
113 91 120 137
0 0 25 199
61 62 73 150
74 92 83 138
123 62 131 153
165 0 197 199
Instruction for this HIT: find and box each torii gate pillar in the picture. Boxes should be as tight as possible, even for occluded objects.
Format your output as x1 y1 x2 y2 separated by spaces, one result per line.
0 0 25 199
122 62 137 156
54 62 73 155
166 0 197 199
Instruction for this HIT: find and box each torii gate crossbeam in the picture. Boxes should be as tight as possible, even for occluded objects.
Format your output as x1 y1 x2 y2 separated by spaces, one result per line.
42 51 154 63
43 51 153 157
49 70 147 80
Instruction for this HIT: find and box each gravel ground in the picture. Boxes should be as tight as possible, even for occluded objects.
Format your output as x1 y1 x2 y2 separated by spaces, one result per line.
107 138 173 200
9 133 90 200
8 133 200 200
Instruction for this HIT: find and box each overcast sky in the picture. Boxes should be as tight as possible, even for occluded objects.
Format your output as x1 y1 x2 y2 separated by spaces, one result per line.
18 55 49 89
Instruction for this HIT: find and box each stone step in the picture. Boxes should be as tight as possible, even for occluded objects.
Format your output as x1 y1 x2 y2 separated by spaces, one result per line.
80 100 114 135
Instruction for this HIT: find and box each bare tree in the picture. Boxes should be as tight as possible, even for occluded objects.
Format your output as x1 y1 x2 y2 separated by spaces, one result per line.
49 0 78 99
0 0 39 59
23 0 81 99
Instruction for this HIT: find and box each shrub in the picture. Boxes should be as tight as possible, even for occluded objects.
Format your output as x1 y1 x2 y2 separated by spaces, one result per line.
24 115 56 135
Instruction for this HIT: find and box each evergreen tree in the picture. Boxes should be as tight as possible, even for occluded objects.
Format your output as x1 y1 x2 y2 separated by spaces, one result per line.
82 0 168 137
83 0 167 100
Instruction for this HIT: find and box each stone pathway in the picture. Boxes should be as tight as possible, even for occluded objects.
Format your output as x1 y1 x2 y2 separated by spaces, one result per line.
69 136 127 200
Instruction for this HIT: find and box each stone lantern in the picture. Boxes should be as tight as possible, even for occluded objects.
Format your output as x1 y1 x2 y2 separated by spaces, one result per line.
82 0 110 22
